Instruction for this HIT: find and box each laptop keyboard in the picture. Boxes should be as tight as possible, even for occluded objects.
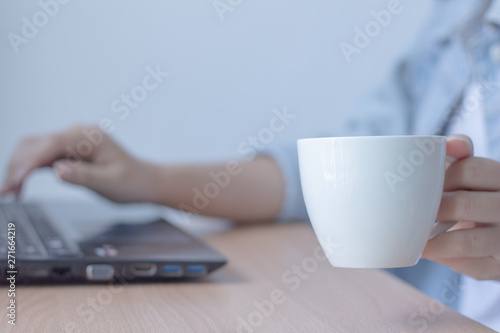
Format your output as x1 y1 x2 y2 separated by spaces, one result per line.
0 203 79 258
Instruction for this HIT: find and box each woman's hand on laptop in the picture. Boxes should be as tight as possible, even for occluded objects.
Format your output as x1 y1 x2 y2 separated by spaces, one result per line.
1 125 286 222
0 125 155 203
422 134 500 281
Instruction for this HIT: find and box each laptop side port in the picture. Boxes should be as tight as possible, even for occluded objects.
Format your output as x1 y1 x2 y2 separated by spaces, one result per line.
31 268 49 278
161 265 183 277
185 265 207 277
86 265 115 281
130 263 157 277
52 266 71 278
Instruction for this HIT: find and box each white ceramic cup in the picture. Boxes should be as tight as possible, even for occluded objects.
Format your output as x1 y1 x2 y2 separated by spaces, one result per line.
297 135 451 268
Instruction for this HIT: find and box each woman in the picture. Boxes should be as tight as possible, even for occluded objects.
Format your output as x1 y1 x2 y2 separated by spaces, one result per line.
2 0 500 329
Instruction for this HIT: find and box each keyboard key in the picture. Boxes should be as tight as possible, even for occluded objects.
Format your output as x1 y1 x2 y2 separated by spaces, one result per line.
25 245 38 254
48 239 64 249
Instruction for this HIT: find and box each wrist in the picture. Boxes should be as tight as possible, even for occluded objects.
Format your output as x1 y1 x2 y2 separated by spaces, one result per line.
133 161 163 204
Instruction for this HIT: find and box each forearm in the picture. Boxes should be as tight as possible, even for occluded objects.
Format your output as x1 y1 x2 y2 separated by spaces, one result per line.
141 155 286 223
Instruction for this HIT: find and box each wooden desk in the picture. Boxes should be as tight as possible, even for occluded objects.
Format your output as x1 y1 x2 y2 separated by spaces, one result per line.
1 223 494 332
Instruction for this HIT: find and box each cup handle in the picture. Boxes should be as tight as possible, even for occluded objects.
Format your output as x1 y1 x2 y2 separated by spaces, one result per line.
428 221 457 239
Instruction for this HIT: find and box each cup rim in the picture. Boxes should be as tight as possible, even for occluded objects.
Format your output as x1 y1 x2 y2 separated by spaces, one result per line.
297 135 446 144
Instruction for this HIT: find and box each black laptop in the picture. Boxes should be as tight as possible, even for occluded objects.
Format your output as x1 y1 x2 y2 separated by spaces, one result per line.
0 202 227 284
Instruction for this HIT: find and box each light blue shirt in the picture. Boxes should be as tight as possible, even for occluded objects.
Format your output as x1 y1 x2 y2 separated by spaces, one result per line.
265 0 500 315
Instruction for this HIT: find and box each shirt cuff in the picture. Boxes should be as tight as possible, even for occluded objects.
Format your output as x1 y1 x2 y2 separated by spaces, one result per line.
261 142 308 223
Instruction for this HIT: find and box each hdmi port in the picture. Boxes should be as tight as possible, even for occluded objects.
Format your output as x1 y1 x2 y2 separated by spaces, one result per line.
130 264 157 277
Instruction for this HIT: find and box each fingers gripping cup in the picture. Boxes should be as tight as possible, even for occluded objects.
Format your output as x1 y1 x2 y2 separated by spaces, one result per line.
297 136 450 268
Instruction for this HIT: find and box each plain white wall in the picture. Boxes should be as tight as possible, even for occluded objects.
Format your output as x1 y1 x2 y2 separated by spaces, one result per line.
0 0 432 202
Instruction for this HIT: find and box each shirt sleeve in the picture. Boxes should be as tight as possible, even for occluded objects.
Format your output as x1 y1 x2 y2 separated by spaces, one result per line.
261 141 309 222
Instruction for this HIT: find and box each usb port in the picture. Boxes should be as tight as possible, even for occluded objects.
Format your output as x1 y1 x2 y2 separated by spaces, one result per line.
185 265 206 277
161 265 183 277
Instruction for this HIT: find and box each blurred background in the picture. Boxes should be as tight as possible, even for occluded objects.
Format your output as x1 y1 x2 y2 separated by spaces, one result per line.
0 0 431 203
